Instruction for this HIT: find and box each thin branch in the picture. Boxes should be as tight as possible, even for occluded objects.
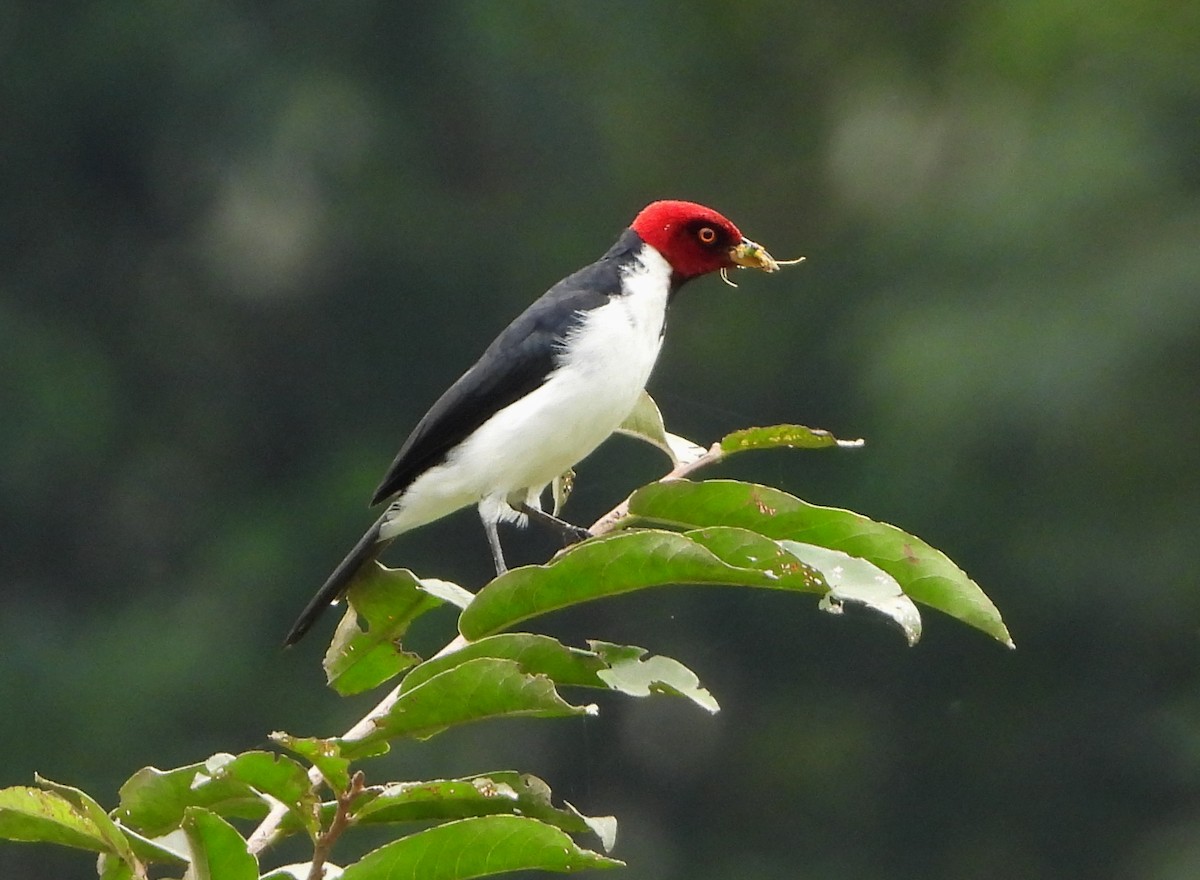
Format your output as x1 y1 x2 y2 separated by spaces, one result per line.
589 441 725 535
306 771 365 880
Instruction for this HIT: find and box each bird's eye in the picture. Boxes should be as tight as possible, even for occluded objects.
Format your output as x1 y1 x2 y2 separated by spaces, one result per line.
697 226 717 245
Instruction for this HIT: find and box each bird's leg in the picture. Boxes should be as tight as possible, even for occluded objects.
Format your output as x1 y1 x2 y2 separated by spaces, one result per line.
482 515 508 576
520 503 594 546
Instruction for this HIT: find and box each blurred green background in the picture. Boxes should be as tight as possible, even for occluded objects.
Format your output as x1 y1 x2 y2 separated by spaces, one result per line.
3 2 1199 878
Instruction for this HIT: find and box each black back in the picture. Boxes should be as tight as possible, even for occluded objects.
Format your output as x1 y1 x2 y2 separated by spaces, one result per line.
370 229 647 505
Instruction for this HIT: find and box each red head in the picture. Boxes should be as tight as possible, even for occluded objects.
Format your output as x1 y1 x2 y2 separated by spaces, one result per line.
630 200 779 281
631 200 741 280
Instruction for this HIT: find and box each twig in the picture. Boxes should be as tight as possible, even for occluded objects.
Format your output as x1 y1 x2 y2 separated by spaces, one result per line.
306 771 365 880
589 441 724 535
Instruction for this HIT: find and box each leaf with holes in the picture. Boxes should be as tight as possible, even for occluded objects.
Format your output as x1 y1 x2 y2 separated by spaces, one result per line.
0 786 114 854
323 564 454 696
400 633 716 714
780 541 922 645
719 424 864 454
627 480 1012 646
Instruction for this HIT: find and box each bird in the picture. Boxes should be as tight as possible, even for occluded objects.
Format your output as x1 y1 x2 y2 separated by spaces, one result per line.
285 200 788 645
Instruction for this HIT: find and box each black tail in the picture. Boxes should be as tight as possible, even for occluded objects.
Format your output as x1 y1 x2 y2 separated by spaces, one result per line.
284 516 388 646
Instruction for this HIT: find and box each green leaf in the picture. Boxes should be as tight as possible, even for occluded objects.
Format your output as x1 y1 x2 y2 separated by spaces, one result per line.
401 633 718 715
324 564 450 696
0 786 112 852
779 542 922 645
616 390 668 449
98 854 135 880
616 390 706 465
719 424 864 454
352 771 616 851
182 807 258 880
339 815 622 880
0 782 186 869
398 634 608 694
459 527 825 640
217 752 314 807
628 480 1014 647
35 776 138 868
116 752 317 839
271 734 353 793
120 827 189 867
215 752 319 838
117 760 261 836
590 641 719 713
340 658 591 756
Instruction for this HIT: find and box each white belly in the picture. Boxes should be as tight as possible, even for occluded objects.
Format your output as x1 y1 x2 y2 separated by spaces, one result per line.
381 248 671 538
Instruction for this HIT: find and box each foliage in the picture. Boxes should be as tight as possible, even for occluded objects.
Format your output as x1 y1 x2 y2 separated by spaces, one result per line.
0 415 1008 879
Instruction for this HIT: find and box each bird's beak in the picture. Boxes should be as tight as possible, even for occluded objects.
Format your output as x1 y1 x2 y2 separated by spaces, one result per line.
729 238 782 273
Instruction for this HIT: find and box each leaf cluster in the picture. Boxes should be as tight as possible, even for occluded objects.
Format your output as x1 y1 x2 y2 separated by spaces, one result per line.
0 403 1010 878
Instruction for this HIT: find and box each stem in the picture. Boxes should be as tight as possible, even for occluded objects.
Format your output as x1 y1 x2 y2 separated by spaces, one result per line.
306 771 365 880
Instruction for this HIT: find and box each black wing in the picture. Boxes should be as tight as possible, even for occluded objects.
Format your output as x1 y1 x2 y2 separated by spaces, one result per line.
370 234 639 506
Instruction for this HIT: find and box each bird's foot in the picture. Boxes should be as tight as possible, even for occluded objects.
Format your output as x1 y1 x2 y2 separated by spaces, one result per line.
520 504 594 547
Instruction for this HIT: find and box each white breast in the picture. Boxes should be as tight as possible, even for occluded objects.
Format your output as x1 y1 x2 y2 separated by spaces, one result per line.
382 245 672 538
